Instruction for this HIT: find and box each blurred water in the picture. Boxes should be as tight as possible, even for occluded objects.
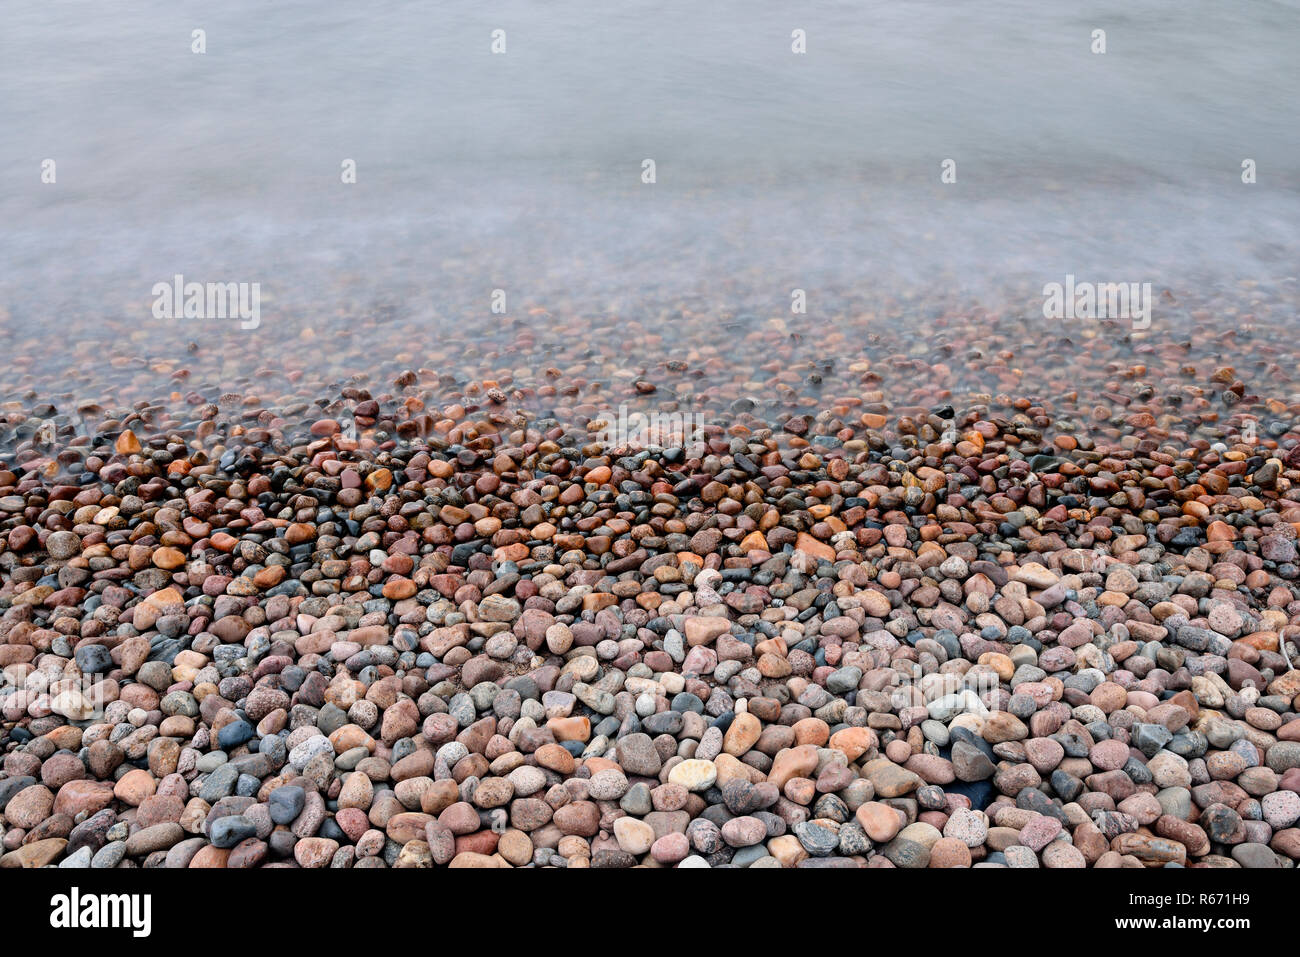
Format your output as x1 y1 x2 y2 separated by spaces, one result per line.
2 0 1299 357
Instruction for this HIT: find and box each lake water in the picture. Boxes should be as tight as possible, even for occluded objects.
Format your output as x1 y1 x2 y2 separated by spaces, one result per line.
2 0 1298 379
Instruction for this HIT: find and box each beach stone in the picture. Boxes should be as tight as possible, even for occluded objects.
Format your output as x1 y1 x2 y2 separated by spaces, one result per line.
1262 791 1300 829
4 785 54 827
721 816 768 847
862 759 923 798
0 327 1298 874
929 837 972 868
943 808 989 848
652 832 690 864
1019 815 1062 851
668 759 717 791
295 837 339 868
1 838 67 868
613 817 655 855
856 802 903 843
616 733 662 776
269 786 306 824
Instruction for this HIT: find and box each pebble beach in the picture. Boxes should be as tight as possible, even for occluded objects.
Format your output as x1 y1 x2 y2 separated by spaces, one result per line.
3 0 1300 880
3 278 1300 870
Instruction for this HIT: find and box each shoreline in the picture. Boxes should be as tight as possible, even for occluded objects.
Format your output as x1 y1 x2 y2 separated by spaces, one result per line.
3 292 1300 869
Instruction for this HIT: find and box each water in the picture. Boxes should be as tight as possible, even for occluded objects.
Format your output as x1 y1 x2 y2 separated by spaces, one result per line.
2 0 1299 385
